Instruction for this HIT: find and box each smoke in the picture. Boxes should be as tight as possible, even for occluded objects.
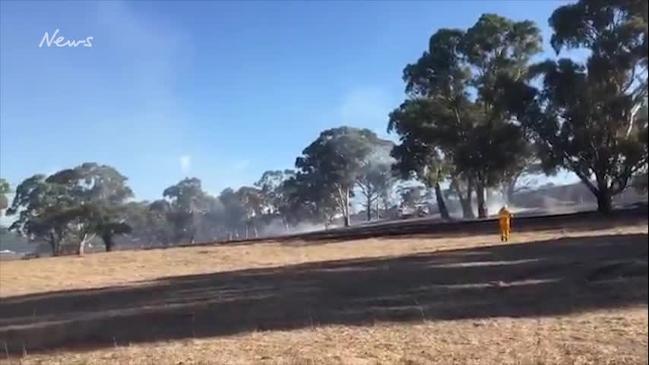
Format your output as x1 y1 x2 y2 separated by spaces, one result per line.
436 188 528 219
486 194 528 216
179 155 192 174
366 144 395 165
257 218 326 237
485 183 614 217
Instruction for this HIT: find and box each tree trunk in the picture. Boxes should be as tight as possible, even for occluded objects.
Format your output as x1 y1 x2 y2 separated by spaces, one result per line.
344 187 351 227
375 200 381 220
459 197 473 219
476 183 488 218
366 195 372 222
596 189 613 214
503 173 520 204
466 186 475 219
506 181 516 204
77 233 94 256
49 232 60 256
102 234 114 252
452 178 475 219
50 241 61 256
434 183 450 220
336 186 352 227
591 172 614 214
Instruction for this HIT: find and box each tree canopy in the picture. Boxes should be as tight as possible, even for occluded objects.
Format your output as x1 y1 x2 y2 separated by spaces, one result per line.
392 14 542 218
7 163 133 255
502 0 648 213
294 127 393 226
0 178 10 214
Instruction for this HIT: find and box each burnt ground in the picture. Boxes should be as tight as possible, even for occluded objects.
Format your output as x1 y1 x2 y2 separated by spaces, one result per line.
195 206 649 246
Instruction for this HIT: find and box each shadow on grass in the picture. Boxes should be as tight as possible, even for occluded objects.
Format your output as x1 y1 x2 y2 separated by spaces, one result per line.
0 233 647 354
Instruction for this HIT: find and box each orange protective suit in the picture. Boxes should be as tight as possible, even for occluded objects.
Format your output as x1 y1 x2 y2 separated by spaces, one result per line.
498 206 513 242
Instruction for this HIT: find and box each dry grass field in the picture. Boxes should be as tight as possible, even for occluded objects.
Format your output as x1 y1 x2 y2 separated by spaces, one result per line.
0 214 647 364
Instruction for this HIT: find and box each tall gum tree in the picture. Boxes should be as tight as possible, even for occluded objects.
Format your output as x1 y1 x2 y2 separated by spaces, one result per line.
391 15 541 218
295 127 389 227
502 0 648 213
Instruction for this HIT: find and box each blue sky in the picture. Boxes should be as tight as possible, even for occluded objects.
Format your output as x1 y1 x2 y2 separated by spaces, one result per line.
0 0 577 200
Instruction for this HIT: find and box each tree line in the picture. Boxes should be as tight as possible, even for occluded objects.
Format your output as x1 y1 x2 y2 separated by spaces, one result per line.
0 0 647 256
0 128 397 256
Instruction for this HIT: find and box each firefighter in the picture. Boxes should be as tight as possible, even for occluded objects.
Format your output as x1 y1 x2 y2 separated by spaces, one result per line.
498 205 513 242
